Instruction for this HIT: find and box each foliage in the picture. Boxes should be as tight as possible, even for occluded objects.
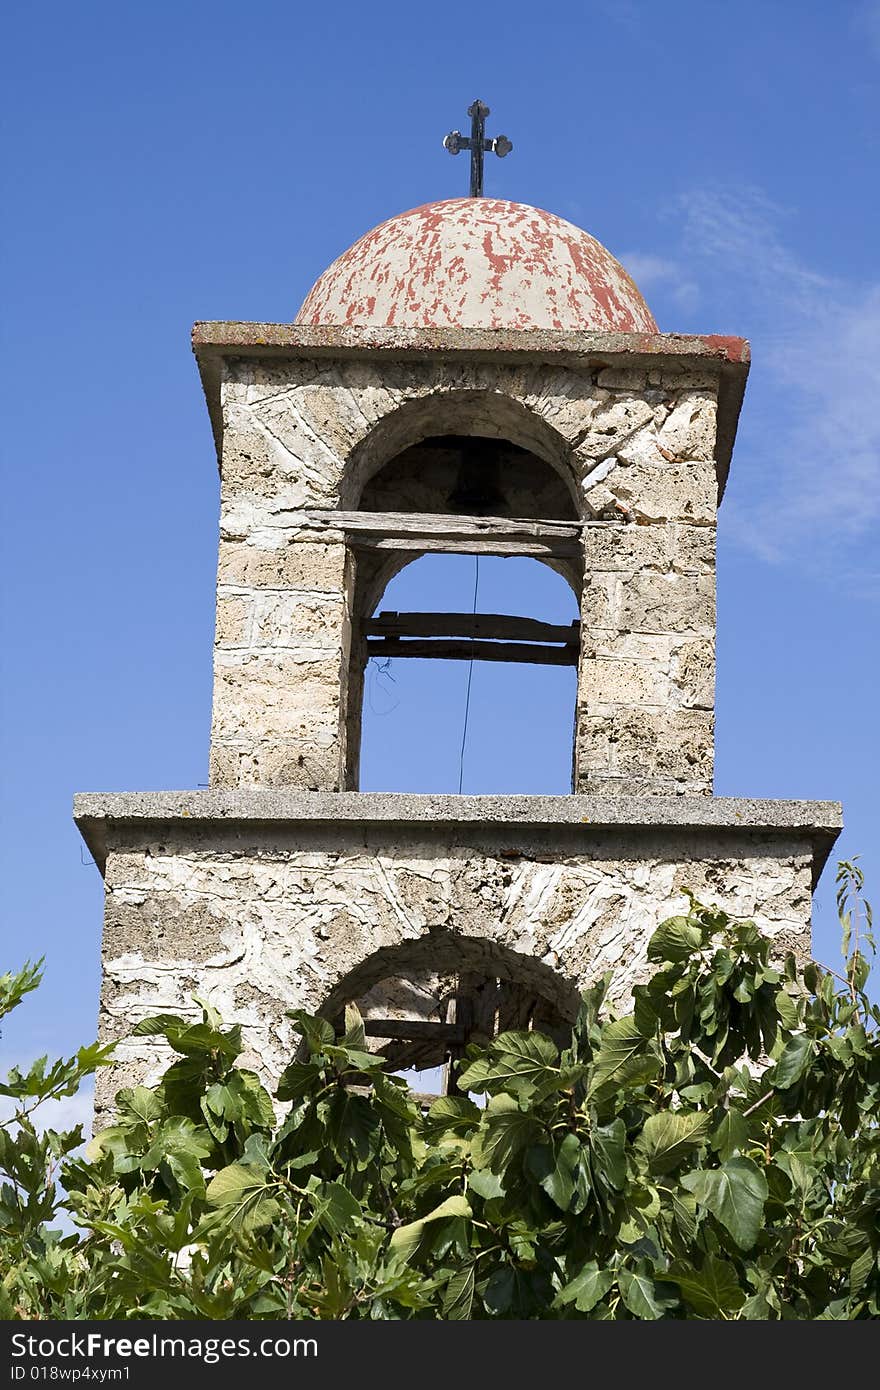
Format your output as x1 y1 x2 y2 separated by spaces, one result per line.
1 869 879 1320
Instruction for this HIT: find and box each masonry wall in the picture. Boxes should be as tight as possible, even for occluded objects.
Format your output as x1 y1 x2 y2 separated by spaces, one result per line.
210 354 720 795
94 818 813 1120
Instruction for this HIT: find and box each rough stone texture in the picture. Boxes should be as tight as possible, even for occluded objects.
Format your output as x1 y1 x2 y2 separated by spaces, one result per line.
79 792 840 1122
208 347 726 794
193 325 749 493
295 199 658 334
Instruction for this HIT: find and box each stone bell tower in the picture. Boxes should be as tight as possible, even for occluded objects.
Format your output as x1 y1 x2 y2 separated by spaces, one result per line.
76 122 841 1113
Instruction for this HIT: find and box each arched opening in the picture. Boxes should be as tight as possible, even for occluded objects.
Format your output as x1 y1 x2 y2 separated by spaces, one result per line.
341 400 584 791
359 553 579 793
340 390 581 515
319 932 581 1099
359 434 578 520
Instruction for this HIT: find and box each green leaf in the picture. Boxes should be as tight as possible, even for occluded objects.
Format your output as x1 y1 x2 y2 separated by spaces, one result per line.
660 1185 698 1244
773 1034 813 1089
467 1169 505 1200
235 1070 276 1127
457 1030 558 1096
668 1255 746 1318
0 959 44 1021
710 1110 749 1162
590 1118 627 1190
116 1086 163 1124
617 1267 675 1319
422 1095 481 1140
849 1246 875 1295
526 1133 580 1211
774 990 799 1030
647 917 705 963
588 1018 659 1100
681 1158 768 1251
389 1196 472 1264
637 1111 709 1175
314 1181 362 1235
205 1163 280 1234
471 1095 542 1172
287 1009 335 1054
443 1265 475 1320
555 1261 614 1313
325 1089 381 1168
276 1059 323 1103
204 1081 240 1122
192 994 223 1030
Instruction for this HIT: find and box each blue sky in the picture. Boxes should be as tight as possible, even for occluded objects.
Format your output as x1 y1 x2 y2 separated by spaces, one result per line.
2 0 879 1097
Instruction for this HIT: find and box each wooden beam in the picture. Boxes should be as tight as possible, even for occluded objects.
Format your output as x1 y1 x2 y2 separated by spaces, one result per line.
367 611 580 644
295 509 584 559
366 638 579 666
363 1019 466 1043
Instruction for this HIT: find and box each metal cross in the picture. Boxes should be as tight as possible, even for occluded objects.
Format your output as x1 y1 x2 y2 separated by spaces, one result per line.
443 100 512 197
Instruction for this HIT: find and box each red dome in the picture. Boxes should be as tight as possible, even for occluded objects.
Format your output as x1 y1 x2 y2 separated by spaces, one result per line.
295 198 657 333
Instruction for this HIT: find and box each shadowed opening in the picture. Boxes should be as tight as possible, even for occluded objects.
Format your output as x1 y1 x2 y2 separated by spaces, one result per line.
319 932 581 1093
343 411 583 791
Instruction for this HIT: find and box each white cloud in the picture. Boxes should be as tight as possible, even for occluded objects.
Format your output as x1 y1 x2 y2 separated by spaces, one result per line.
0 1086 94 1136
616 251 700 314
672 187 880 586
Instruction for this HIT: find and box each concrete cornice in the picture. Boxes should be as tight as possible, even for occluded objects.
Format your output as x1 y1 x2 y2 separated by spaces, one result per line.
75 790 841 884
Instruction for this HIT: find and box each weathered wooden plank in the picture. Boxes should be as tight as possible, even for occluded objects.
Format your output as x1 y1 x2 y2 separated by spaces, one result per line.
367 611 580 644
300 509 583 538
362 535 582 557
363 1019 466 1043
366 638 579 666
295 509 584 558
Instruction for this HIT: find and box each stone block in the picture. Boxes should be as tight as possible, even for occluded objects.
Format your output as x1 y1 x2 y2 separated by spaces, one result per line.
615 425 671 470
210 741 342 790
214 595 251 647
584 629 678 666
217 540 347 592
211 653 342 742
657 391 718 462
657 367 721 391
606 458 717 524
670 524 716 574
673 638 715 710
581 573 619 629
574 397 656 463
608 707 714 783
596 367 648 390
250 592 345 648
618 571 715 635
580 657 672 709
582 523 670 573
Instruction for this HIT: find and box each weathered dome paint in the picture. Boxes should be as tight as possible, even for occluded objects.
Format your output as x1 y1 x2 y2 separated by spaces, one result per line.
296 198 657 333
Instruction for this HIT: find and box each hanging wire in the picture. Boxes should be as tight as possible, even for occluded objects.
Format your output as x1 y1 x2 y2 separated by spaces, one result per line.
367 654 399 716
456 555 480 793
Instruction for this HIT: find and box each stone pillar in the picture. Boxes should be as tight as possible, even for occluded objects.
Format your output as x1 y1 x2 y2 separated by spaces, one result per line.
574 368 720 793
208 368 353 790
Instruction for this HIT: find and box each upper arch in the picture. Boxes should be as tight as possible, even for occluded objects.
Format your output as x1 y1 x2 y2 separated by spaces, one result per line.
340 388 582 515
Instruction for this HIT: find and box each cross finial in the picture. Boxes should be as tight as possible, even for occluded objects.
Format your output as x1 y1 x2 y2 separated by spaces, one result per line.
443 99 512 197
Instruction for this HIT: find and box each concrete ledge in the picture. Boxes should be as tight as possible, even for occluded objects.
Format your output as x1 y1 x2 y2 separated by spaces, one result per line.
191 321 750 365
75 790 842 880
